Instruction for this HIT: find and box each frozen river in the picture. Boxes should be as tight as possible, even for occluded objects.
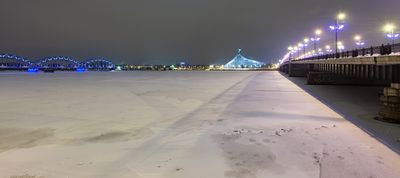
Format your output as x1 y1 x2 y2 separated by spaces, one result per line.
0 71 399 178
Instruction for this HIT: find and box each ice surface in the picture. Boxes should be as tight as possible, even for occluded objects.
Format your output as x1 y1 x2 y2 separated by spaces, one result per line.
0 71 399 178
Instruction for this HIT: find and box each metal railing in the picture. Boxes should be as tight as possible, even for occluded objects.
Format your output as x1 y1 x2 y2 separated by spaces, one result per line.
291 43 400 61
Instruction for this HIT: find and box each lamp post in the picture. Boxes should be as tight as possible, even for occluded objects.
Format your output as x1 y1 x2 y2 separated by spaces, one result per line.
298 43 304 58
318 48 323 55
337 41 345 52
288 46 294 60
354 35 365 47
384 23 399 46
294 46 299 59
311 29 322 51
303 38 309 55
330 13 346 57
326 45 333 53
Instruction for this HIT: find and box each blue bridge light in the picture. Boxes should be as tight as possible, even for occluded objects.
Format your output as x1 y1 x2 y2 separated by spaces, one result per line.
76 67 86 72
27 68 39 73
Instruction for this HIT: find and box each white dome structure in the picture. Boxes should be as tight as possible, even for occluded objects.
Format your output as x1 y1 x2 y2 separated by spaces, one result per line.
224 49 264 69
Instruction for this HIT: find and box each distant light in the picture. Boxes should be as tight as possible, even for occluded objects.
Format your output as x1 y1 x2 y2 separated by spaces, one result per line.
337 13 346 20
76 67 86 72
27 68 39 73
325 45 332 52
315 29 322 35
304 38 309 43
311 37 320 42
330 25 345 31
354 35 362 41
354 35 365 46
337 41 345 50
387 34 400 38
356 41 365 46
384 23 396 32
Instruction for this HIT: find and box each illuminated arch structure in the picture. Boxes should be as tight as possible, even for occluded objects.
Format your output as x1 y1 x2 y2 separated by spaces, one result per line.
83 58 115 70
0 54 116 71
0 54 33 69
224 49 265 69
37 56 81 70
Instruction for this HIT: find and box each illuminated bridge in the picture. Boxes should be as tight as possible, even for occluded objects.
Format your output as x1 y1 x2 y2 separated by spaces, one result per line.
279 43 400 85
0 54 33 70
0 54 115 71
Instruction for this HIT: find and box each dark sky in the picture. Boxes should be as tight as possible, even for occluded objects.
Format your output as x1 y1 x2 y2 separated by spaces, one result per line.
1 0 400 65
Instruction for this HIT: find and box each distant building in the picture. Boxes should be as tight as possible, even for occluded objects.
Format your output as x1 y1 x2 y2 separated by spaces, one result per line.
224 49 264 69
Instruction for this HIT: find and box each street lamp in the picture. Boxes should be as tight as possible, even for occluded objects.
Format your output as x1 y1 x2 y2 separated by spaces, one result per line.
330 12 346 56
384 23 399 45
337 41 345 52
354 35 365 47
303 38 309 56
318 48 323 55
298 43 305 58
326 45 333 53
288 46 294 60
294 46 299 59
311 29 322 51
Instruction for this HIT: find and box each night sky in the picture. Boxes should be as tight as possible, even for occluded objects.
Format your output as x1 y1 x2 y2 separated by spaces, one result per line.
1 0 400 65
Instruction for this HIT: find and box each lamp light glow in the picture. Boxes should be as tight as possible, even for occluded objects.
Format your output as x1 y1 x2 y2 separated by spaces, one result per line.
384 23 395 33
337 13 346 20
315 29 322 35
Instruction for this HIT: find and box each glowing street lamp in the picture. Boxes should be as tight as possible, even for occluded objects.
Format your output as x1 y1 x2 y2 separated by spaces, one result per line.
311 29 322 51
303 38 309 56
298 42 305 57
318 48 323 55
384 23 399 45
326 45 333 53
288 46 294 60
304 38 310 44
293 46 299 59
330 12 346 56
337 41 345 52
354 35 365 47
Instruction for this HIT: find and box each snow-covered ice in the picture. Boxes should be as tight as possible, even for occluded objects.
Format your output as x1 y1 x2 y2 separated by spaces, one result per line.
0 71 399 178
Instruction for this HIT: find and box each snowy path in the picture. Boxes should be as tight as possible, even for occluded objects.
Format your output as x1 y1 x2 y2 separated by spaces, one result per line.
0 71 399 178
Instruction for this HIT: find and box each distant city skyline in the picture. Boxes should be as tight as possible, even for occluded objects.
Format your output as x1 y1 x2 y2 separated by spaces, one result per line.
1 0 400 65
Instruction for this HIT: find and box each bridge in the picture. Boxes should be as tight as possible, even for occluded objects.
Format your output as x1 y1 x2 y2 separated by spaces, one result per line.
0 54 116 71
279 43 400 123
279 43 400 85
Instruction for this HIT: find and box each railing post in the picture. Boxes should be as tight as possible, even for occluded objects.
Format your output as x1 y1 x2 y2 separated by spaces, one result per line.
370 46 373 56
